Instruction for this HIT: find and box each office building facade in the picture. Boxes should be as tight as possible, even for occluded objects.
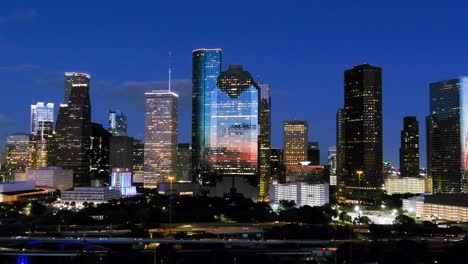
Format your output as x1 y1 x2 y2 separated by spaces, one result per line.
144 90 178 188
258 83 271 199
283 120 308 166
307 142 320 165
108 109 127 136
175 143 192 182
400 116 419 177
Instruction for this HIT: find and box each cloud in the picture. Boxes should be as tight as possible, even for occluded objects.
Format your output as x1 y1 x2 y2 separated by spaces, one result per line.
0 64 40 72
109 79 192 112
0 10 38 24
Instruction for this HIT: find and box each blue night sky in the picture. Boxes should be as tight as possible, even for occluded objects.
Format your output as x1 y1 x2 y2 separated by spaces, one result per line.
0 0 467 166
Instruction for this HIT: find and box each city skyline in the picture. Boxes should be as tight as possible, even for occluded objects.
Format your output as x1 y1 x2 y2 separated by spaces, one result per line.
1 1 468 166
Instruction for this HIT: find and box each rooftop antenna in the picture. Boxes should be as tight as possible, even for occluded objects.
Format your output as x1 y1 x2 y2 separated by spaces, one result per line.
168 51 172 91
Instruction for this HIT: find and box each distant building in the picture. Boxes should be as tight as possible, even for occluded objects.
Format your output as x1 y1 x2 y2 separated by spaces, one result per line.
175 143 192 182
307 142 320 165
258 83 271 200
270 148 284 183
283 120 308 166
286 163 325 183
108 110 127 136
385 177 428 195
269 182 329 208
25 167 73 191
5 133 34 174
132 139 144 185
336 109 345 178
30 102 54 136
110 168 136 196
427 78 468 193
61 187 121 204
343 64 383 191
89 123 111 185
328 146 337 175
144 90 178 188
400 116 419 177
109 136 134 171
404 194 468 222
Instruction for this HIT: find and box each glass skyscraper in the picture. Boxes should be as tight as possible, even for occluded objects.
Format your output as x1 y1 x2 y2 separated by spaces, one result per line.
30 102 54 136
428 77 468 193
343 64 383 192
144 90 178 188
258 83 271 199
192 48 222 182
108 109 128 136
400 116 419 177
50 72 91 186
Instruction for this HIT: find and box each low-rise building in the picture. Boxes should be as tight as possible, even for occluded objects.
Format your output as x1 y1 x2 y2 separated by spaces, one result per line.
61 187 120 204
385 177 430 195
110 168 137 196
269 181 329 207
25 167 73 191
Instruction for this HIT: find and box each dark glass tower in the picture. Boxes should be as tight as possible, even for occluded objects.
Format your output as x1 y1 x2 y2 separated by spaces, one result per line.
399 116 419 177
270 148 285 183
110 135 134 171
343 64 383 191
258 83 271 199
336 109 346 179
50 72 91 186
175 143 192 182
191 48 222 183
89 122 111 185
428 78 468 193
307 142 320 165
108 109 128 136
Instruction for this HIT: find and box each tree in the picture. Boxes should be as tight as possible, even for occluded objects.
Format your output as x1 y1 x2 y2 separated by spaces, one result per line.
394 214 415 225
279 200 296 210
339 211 352 222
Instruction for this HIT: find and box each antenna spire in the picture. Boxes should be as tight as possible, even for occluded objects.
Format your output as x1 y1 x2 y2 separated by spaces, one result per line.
168 51 172 91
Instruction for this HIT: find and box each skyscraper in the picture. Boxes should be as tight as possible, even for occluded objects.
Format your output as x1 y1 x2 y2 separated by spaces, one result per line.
31 102 54 168
144 90 178 188
5 133 34 174
110 136 134 171
132 139 144 184
192 48 222 182
283 120 308 166
258 83 271 199
175 143 192 182
336 109 345 178
30 102 54 136
428 77 468 193
328 145 337 175
400 116 419 177
50 72 91 186
89 123 111 185
108 110 128 136
343 64 383 191
307 142 320 165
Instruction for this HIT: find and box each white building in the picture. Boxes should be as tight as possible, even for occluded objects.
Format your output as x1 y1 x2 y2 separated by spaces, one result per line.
61 187 120 204
26 167 73 191
110 168 136 196
385 177 428 195
269 182 329 207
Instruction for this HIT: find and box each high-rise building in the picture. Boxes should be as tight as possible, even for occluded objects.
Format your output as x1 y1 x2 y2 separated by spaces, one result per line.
270 148 285 183
89 123 111 185
50 72 91 187
132 139 144 175
336 109 345 178
328 145 337 175
144 90 178 188
428 77 468 193
343 64 383 191
283 120 308 166
307 142 320 165
192 48 222 182
109 136 134 171
175 143 192 182
30 102 54 136
108 110 127 136
5 133 34 174
258 83 271 199
400 116 419 177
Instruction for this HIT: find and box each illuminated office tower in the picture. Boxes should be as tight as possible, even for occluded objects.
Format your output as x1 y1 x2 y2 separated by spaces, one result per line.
175 143 192 182
51 72 91 186
191 48 222 182
31 102 54 168
400 116 419 177
428 77 468 193
328 145 337 174
108 109 127 136
343 64 383 191
336 109 345 178
30 102 54 136
283 120 308 166
5 133 34 174
307 142 320 165
204 65 260 182
144 90 178 188
258 83 271 199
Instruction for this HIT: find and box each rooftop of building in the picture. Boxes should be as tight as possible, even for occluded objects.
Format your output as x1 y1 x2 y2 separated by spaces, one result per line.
425 194 468 208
